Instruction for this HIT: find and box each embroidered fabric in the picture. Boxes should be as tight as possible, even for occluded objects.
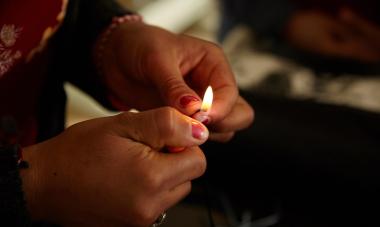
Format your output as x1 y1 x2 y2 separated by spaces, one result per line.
0 24 23 77
0 0 67 78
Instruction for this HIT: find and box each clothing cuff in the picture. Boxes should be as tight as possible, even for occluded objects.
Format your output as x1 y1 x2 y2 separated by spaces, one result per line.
0 117 31 226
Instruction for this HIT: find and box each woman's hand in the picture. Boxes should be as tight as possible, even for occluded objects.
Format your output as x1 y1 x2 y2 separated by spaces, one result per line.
339 8 380 51
98 22 254 142
285 10 380 63
20 107 208 226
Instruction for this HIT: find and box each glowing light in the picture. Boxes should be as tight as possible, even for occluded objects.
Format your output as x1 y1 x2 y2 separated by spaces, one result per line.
200 86 213 113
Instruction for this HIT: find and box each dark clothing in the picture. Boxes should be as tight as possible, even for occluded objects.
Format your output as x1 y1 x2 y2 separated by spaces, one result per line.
38 0 130 142
203 91 380 227
215 1 380 226
0 0 130 226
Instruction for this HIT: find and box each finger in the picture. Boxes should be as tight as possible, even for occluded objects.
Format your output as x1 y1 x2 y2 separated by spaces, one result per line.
316 20 379 61
134 181 191 227
323 38 380 63
150 181 191 225
156 146 207 189
182 36 239 124
145 50 203 116
141 147 206 194
209 96 254 133
113 107 209 149
209 132 235 143
340 8 380 46
316 23 380 63
159 182 192 213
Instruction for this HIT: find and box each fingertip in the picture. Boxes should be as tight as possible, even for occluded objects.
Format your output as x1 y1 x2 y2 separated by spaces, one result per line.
179 95 200 108
192 112 211 125
191 120 209 142
178 95 202 115
154 107 209 147
209 91 238 123
209 132 235 143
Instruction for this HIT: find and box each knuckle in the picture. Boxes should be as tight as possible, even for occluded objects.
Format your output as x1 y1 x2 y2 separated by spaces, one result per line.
142 168 164 192
145 50 162 67
131 201 157 227
155 107 177 139
192 149 207 177
161 77 188 98
116 111 134 125
205 40 223 53
210 44 227 58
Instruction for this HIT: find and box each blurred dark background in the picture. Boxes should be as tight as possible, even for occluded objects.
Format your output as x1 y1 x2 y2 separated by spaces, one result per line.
67 1 380 226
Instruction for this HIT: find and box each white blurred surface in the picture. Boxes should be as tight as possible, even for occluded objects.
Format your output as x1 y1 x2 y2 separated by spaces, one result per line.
65 84 119 127
139 0 212 33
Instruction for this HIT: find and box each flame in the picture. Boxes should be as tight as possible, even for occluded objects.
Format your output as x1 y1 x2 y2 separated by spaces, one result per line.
200 86 213 113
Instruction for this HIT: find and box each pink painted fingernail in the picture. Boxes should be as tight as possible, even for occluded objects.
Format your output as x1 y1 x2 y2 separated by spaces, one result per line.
192 122 208 140
180 96 199 108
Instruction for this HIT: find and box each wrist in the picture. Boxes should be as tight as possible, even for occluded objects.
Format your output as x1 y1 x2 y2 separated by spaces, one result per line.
94 14 143 77
20 145 47 222
94 14 143 111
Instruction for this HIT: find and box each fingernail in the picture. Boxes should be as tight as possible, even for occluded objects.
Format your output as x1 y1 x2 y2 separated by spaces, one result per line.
202 118 210 125
201 117 210 125
192 121 208 140
192 112 211 125
180 96 199 108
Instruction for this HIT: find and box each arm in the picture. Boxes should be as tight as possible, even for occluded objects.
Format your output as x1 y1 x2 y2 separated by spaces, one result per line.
51 0 132 109
53 0 253 142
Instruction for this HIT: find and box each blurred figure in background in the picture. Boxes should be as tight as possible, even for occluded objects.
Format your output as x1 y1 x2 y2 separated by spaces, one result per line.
220 0 380 66
202 0 380 227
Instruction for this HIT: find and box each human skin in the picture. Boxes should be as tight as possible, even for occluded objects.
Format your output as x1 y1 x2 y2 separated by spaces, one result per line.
19 21 254 226
21 108 209 227
99 22 254 142
285 8 380 63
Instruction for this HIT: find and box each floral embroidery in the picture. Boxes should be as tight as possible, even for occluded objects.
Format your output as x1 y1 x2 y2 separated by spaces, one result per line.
0 24 23 78
0 24 22 47
0 0 67 78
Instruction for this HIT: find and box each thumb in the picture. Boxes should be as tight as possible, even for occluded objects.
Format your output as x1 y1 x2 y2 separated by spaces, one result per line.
147 55 202 116
112 107 209 149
